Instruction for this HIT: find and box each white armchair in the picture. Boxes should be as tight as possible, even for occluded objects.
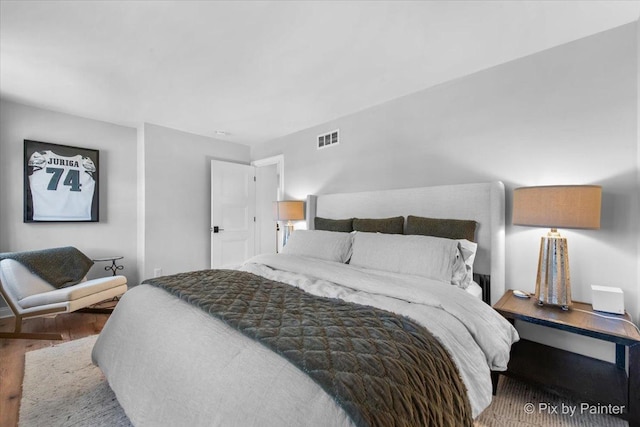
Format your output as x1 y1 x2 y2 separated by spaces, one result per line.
0 258 127 340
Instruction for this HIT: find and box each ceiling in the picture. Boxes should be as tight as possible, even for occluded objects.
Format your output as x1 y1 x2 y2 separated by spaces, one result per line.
1 1 639 146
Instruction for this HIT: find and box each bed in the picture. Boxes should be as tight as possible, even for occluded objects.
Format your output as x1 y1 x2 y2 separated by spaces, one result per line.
92 181 518 427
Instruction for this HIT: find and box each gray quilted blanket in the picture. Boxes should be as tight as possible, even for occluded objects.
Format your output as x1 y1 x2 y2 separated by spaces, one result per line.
142 269 473 427
0 246 93 288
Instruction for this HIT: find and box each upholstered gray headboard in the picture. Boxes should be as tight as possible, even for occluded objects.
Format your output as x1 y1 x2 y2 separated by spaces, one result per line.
306 181 505 305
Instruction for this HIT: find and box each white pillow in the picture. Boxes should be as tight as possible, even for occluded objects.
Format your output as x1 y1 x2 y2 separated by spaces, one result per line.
281 230 353 263
350 232 466 284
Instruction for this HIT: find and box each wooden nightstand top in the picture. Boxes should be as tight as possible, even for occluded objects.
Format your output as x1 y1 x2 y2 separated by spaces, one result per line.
494 290 640 345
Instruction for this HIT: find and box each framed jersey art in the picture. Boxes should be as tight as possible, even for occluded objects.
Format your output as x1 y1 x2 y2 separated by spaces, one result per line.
24 140 99 222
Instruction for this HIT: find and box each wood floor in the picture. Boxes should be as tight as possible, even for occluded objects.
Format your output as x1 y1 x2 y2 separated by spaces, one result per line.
0 311 111 427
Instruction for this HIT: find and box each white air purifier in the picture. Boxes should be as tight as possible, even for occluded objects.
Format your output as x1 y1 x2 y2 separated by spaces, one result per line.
591 285 624 315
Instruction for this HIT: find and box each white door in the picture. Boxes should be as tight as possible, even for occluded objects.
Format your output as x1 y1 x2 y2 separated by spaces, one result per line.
211 160 256 268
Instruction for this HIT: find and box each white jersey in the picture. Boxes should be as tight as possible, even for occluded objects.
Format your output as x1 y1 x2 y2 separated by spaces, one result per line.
28 150 96 221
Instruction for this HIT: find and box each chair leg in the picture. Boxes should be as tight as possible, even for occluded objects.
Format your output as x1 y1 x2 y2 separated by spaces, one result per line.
0 332 63 340
77 296 119 314
0 313 63 340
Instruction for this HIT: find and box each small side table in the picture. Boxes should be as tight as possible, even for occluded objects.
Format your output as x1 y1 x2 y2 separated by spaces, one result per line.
493 290 640 427
80 256 125 314
92 256 124 276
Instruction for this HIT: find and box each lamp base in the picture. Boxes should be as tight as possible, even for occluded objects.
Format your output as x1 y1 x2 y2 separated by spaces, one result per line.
282 222 295 247
535 230 572 310
535 299 570 311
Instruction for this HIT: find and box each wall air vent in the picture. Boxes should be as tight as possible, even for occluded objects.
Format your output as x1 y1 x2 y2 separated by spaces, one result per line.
317 129 339 150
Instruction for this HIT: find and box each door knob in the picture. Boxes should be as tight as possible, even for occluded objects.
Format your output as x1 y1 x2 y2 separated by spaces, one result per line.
211 226 224 233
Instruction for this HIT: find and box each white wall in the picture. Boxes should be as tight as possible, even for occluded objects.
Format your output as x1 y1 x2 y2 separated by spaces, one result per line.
0 103 253 292
0 99 138 284
139 123 250 280
252 23 639 360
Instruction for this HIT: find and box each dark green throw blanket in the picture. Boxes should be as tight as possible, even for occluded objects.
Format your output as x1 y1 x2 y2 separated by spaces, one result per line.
143 269 472 427
0 246 93 288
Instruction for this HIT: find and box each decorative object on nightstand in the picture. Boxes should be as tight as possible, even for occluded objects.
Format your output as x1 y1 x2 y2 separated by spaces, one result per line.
273 200 305 248
512 185 601 310
591 285 625 314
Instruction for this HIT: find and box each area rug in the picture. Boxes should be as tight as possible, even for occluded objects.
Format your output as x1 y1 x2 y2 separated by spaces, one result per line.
21 335 628 427
20 335 131 427
475 378 628 427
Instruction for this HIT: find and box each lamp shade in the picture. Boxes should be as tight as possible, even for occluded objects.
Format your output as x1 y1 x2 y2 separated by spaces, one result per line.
512 185 601 229
273 200 305 221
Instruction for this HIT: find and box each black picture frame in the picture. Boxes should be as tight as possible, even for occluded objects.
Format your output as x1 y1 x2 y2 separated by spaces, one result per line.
24 140 99 222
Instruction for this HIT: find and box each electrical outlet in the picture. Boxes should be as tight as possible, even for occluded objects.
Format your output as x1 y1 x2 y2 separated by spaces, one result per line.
154 268 162 278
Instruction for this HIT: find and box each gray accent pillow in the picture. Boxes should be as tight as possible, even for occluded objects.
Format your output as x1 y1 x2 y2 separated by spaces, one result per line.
406 215 478 242
353 216 404 234
314 217 354 233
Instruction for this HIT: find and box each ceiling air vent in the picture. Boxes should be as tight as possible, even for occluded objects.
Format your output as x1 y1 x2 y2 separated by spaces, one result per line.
317 129 339 150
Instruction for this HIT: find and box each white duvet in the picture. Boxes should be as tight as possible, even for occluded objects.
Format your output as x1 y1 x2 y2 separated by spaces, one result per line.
92 254 518 426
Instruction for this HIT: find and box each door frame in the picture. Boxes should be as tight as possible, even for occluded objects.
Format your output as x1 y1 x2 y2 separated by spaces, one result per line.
252 154 284 201
252 154 284 254
209 156 284 267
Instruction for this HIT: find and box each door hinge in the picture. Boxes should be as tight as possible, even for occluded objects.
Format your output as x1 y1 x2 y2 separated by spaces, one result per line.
253 176 256 182
254 216 256 222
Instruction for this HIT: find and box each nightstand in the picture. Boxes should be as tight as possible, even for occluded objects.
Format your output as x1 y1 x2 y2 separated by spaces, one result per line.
493 290 640 427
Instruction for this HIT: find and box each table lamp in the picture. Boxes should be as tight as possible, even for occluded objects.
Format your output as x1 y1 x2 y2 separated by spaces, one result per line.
273 200 305 248
512 185 601 310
